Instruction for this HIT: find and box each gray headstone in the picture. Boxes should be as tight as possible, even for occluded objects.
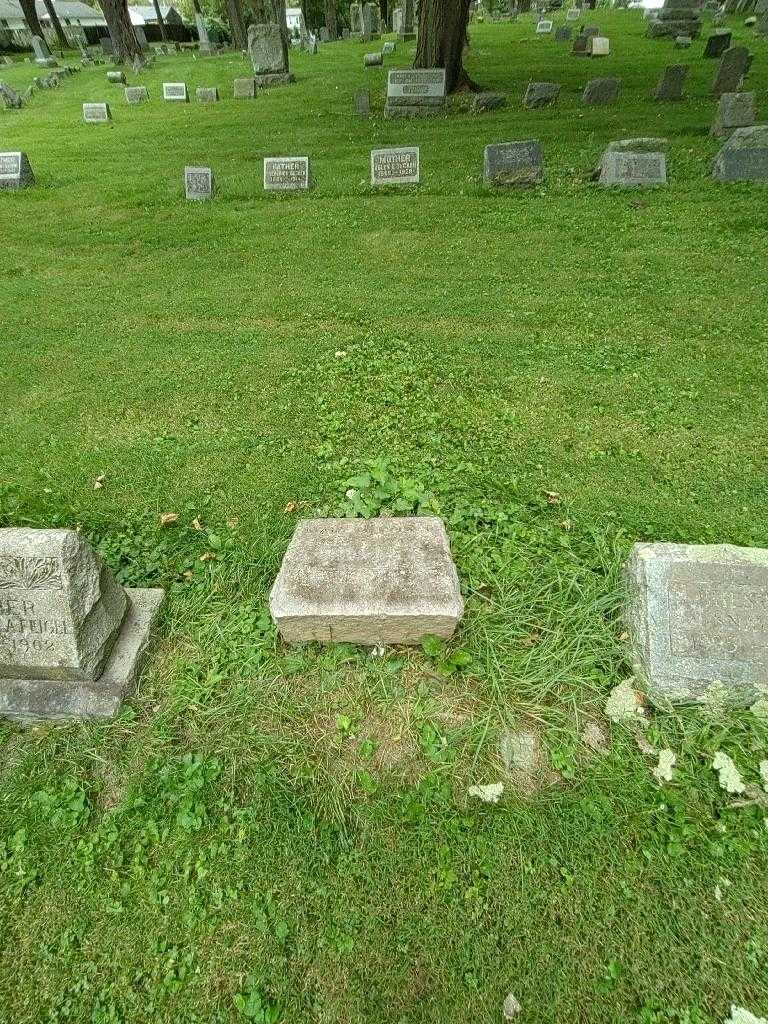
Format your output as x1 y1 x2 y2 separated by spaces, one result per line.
233 77 256 98
471 92 507 112
196 86 220 102
163 81 189 102
571 33 589 55
599 150 667 187
592 136 668 178
247 22 293 84
0 528 164 723
582 76 620 105
523 81 560 108
0 82 23 109
107 70 126 84
269 517 463 646
263 155 310 190
364 51 383 66
83 102 111 123
625 541 768 707
100 36 114 55
124 85 149 104
384 67 447 118
674 34 692 47
653 63 688 100
0 151 34 189
134 25 148 49
31 35 57 67
566 7 582 19
355 89 371 116
484 140 544 186
185 165 214 200
554 25 573 41
382 41 396 54
350 1 363 33
704 29 731 56
535 19 553 32
712 45 750 97
371 145 419 185
712 124 768 181
319 26 330 41
711 91 756 137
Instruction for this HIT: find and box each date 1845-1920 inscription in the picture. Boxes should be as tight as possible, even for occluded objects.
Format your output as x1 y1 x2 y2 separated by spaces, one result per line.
668 577 768 658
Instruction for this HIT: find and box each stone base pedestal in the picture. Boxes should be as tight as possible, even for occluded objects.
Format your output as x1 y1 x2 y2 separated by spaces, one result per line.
254 72 295 87
384 103 444 118
0 589 164 724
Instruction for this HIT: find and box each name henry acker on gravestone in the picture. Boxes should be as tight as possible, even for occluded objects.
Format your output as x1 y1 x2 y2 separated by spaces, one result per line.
83 102 111 123
185 165 214 200
599 149 667 187
625 542 768 707
484 140 544 186
371 146 420 185
0 528 164 722
269 517 463 646
384 67 447 119
263 156 310 190
0 151 34 189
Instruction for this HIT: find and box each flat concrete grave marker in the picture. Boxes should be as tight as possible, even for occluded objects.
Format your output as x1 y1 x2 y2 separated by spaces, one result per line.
674 34 692 48
385 67 447 118
233 77 256 98
83 102 111 123
371 145 419 185
163 81 189 102
625 541 768 707
523 81 560 108
0 152 34 189
364 51 383 66
712 124 768 181
471 92 507 112
711 92 756 137
264 156 310 190
582 76 620 105
382 41 395 54
599 149 667 187
566 7 581 18
588 35 610 55
107 70 126 84
124 85 149 104
185 165 214 200
653 63 688 100
704 29 731 57
196 86 219 102
484 140 543 186
269 517 463 645
536 19 553 32
0 528 164 722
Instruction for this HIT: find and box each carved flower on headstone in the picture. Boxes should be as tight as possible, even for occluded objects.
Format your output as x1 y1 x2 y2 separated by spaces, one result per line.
0 555 63 590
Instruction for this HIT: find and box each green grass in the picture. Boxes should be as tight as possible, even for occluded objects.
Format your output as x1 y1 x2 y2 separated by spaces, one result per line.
1 13 768 1023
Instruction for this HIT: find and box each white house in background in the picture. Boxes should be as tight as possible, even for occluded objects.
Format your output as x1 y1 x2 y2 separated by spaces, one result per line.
127 5 186 27
0 0 106 46
285 6 307 38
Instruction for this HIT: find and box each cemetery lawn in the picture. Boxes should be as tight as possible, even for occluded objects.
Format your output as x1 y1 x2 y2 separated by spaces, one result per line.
2 14 768 1023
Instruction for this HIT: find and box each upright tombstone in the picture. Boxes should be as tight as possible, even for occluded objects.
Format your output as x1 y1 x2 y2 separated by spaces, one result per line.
371 146 420 185
355 88 371 116
398 0 415 41
588 35 610 55
712 46 750 97
248 23 294 86
392 5 404 33
263 156 310 190
599 150 667 187
382 40 396 54
703 29 731 57
364 51 383 66
83 102 111 123
625 542 768 707
384 67 446 118
185 165 214 200
592 136 668 178
319 26 330 41
0 151 34 190
107 70 126 84
124 85 149 103
653 63 688 100
350 2 363 35
711 92 756 137
582 76 620 105
571 33 590 55
31 35 57 68
646 0 701 38
100 36 114 56
0 82 23 109
712 124 768 181
196 86 220 102
484 140 544 186
269 518 463 646
233 76 256 98
566 6 582 18
195 11 213 55
163 81 189 102
523 81 560 108
361 3 379 40
0 528 164 722
134 24 149 50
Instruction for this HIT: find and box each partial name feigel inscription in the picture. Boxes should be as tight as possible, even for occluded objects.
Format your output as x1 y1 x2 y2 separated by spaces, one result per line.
668 579 768 657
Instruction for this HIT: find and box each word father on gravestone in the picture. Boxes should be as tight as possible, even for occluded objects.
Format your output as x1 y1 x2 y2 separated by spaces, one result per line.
371 146 420 185
264 156 310 190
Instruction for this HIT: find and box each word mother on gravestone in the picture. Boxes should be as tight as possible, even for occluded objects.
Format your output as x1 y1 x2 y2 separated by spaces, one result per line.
384 68 447 118
625 542 768 706
185 166 214 200
0 151 34 189
0 528 164 722
263 156 310 190
371 146 420 185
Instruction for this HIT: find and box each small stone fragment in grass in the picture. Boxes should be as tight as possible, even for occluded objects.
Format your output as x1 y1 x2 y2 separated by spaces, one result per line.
723 1008 768 1024
652 748 676 785
712 751 745 795
503 993 522 1019
581 721 610 753
468 782 504 804
605 679 647 725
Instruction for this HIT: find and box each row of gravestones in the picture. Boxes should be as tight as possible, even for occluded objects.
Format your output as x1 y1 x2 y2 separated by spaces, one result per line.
1 521 766 723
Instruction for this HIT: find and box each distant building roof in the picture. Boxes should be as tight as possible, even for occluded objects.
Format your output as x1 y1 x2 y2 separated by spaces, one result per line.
128 4 184 23
35 0 106 21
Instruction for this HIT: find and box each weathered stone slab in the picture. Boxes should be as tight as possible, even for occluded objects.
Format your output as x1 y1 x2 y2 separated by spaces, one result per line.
124 85 149 104
83 102 111 123
566 7 581 19
712 124 768 181
571 33 589 55
0 151 34 189
107 70 126 84
704 29 731 56
625 542 768 707
371 145 419 185
484 140 543 186
185 165 214 200
31 35 57 67
653 63 688 100
0 82 23 109
233 76 256 98
385 67 446 106
588 35 610 55
364 51 383 66
196 86 219 102
100 36 114 55
355 89 370 116
712 45 750 97
711 91 755 137
582 76 620 105
163 81 189 101
269 517 463 645
599 150 667 187
592 136 667 178
554 25 572 41
471 92 507 112
263 155 310 190
248 21 292 84
382 40 395 54
536 19 553 32
674 34 692 47
523 81 560 108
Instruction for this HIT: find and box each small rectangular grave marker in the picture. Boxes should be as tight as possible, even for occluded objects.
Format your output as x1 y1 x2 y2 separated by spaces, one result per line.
355 89 371 116
566 7 581 19
163 81 189 102
588 35 610 55
364 51 383 66
233 77 256 98
107 70 125 84
196 86 219 102
185 165 214 200
0 151 34 189
385 67 446 117
83 102 111 123
599 150 667 187
263 156 310 190
371 146 419 185
484 140 544 186
124 85 149 104
536 19 553 32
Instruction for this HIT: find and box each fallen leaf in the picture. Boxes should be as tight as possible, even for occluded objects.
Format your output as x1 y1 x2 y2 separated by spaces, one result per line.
543 490 560 505
605 680 647 725
191 517 204 531
503 993 522 1020
159 512 179 527
92 474 105 491
520 631 541 648
226 516 239 529
182 570 194 580
284 502 298 514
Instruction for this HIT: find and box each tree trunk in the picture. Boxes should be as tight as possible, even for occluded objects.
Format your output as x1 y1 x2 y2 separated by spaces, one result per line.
226 0 248 47
380 0 388 28
324 0 337 37
98 0 142 61
152 0 168 41
18 0 44 39
41 0 69 49
414 0 475 93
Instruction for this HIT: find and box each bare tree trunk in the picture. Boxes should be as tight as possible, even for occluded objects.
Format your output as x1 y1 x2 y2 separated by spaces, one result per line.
99 0 143 61
324 0 337 37
152 0 168 41
380 0 388 28
41 0 69 49
18 0 44 39
414 0 475 93
226 0 248 46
